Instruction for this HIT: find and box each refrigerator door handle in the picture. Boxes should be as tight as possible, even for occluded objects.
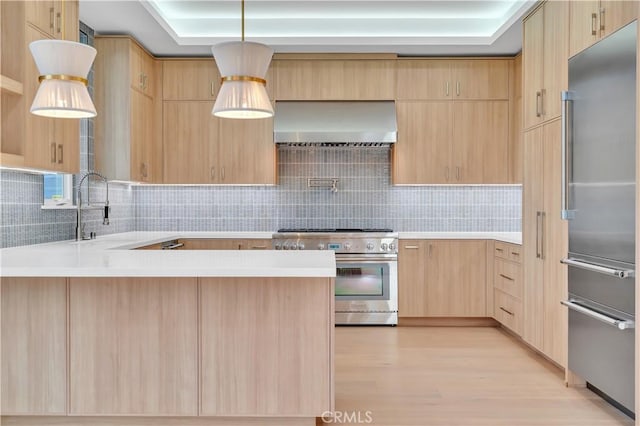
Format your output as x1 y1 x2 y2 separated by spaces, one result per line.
561 299 635 330
561 257 635 278
561 91 575 220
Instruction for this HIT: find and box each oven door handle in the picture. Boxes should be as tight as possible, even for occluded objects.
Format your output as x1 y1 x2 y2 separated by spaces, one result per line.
336 256 397 263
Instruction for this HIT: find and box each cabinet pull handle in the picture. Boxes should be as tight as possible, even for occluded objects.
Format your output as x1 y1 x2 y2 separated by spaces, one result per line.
428 244 433 258
540 211 546 260
251 245 268 249
511 251 520 257
591 12 598 35
139 73 144 89
499 306 514 316
210 166 215 180
535 91 542 117
456 166 460 180
142 74 147 90
445 82 449 97
499 273 514 281
141 163 148 178
50 142 57 163
600 7 605 32
495 248 504 252
536 211 541 258
57 144 63 164
56 12 61 34
404 245 419 249
456 81 460 96
445 166 449 181
211 81 215 96
49 7 54 30
221 167 225 181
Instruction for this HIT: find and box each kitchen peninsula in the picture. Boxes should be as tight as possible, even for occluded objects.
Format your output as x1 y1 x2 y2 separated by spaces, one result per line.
1 232 336 426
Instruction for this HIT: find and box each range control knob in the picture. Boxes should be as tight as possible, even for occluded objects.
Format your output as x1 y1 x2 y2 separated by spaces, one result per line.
317 243 325 250
290 242 298 250
274 243 282 250
381 243 389 251
389 243 396 251
297 242 305 250
366 242 375 251
343 242 352 251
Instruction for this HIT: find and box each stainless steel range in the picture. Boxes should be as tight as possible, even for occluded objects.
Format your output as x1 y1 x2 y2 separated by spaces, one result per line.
273 229 398 325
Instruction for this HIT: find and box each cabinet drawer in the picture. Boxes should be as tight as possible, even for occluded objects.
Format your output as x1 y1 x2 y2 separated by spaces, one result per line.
494 258 522 299
494 289 523 336
494 241 522 263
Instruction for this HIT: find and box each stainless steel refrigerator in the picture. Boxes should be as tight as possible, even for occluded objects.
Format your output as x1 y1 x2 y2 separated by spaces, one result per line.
561 21 636 416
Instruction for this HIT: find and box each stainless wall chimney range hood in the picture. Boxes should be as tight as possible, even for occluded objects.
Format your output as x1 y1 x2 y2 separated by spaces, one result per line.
273 101 397 146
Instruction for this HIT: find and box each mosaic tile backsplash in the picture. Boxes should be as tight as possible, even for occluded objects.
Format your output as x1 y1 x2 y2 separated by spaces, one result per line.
135 147 521 233
1 147 520 248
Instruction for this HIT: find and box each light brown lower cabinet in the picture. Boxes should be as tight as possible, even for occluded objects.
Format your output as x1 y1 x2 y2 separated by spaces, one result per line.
180 238 271 250
200 277 333 416
399 240 487 317
69 277 199 415
491 242 524 336
1 277 67 415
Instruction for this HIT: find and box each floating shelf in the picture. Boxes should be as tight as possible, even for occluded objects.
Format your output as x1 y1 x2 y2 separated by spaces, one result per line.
0 74 23 95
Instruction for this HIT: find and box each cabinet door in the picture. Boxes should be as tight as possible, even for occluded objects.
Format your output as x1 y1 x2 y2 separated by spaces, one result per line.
542 120 568 367
25 0 56 38
523 6 544 129
523 127 544 351
398 240 428 317
569 0 600 57
600 0 638 38
426 240 487 317
241 239 271 250
275 59 395 100
181 239 243 250
510 55 523 183
130 90 154 182
61 0 78 42
130 41 153 95
163 101 217 184
451 60 509 100
57 118 80 173
1 278 67 415
396 60 451 100
162 60 219 101
217 117 276 184
24 26 57 170
452 101 509 184
393 101 451 184
542 0 569 122
69 278 198 415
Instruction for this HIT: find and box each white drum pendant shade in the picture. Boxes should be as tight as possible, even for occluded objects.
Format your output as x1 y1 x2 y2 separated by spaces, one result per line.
211 41 274 119
29 39 97 118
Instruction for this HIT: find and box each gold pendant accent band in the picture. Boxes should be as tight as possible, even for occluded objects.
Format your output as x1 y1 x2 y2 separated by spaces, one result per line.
221 75 267 85
38 74 89 86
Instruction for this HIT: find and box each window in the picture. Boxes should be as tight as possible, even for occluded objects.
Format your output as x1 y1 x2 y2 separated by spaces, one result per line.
43 173 74 207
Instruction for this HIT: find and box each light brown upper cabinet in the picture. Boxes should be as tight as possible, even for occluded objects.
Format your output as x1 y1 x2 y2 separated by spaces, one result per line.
394 100 508 184
274 58 396 100
1 0 80 172
397 59 509 100
162 59 275 101
569 0 638 57
162 60 220 101
130 40 155 97
523 1 569 129
163 101 276 185
398 240 487 317
94 36 162 183
510 54 523 183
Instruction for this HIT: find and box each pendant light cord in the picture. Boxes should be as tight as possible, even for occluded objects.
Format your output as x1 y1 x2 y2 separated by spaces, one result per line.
241 0 245 41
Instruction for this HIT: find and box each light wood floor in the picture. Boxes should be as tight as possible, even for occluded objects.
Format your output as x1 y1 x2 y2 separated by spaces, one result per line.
324 326 634 426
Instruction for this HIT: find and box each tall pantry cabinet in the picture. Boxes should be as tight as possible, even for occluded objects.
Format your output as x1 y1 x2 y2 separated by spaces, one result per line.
521 1 569 368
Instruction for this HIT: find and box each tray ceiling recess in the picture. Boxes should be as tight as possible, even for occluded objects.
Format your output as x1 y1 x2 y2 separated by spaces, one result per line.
80 1 534 56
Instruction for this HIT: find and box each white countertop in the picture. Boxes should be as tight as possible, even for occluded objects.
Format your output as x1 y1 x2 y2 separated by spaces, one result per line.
398 232 522 245
0 232 335 278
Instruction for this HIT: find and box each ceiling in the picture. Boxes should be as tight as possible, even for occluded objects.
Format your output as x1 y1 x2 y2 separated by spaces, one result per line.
79 0 534 57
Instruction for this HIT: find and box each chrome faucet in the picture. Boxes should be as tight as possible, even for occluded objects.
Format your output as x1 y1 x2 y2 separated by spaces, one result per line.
76 171 110 241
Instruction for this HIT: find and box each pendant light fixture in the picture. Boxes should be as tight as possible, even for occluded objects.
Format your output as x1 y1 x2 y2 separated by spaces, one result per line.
29 39 97 119
211 0 274 119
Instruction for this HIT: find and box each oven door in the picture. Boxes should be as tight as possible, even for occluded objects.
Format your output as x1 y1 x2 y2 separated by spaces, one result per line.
334 255 398 316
